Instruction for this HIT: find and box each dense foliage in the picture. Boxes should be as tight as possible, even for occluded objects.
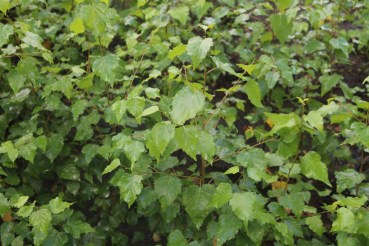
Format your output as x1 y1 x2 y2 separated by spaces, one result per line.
0 0 369 245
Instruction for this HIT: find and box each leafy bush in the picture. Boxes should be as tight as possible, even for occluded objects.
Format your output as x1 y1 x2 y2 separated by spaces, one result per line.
0 0 369 245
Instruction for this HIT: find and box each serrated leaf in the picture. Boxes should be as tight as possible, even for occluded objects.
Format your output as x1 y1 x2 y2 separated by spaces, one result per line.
217 214 243 246
110 169 143 208
331 207 354 232
335 169 366 193
305 111 324 133
319 74 343 96
168 7 189 25
63 217 95 239
279 192 304 219
42 230 68 246
29 209 52 236
111 100 127 122
12 196 29 208
71 99 88 120
186 36 213 69
175 126 198 160
45 134 64 163
124 140 145 167
304 40 325 53
306 215 324 237
22 31 48 52
145 87 160 99
49 197 73 214
149 121 175 155
127 96 145 124
168 44 187 59
183 185 215 229
102 159 121 175
229 192 256 222
207 183 232 209
265 71 280 89
300 151 331 186
92 54 119 85
154 175 182 210
270 14 292 45
8 70 26 94
16 201 35 218
0 23 14 47
196 130 215 164
79 3 111 35
0 0 10 14
81 143 99 165
0 193 11 215
212 56 241 78
224 166 239 174
170 87 205 125
77 73 94 89
70 17 85 35
141 106 159 117
19 143 37 163
168 229 187 246
0 141 18 163
243 80 263 108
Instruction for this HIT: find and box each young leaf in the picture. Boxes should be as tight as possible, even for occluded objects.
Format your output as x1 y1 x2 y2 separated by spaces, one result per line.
12 196 29 208
279 192 304 219
183 185 215 229
331 207 354 232
111 100 127 123
335 169 366 193
49 197 73 214
154 175 182 210
16 201 35 218
70 17 85 35
168 44 187 59
150 121 175 155
0 141 18 163
141 106 159 117
102 159 121 175
306 215 324 237
170 87 206 125
300 151 331 187
0 23 13 47
77 73 94 89
175 126 199 160
243 80 263 108
186 36 213 69
124 140 145 167
92 53 119 85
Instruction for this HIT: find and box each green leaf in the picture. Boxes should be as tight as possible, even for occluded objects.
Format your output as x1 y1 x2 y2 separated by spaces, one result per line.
110 169 143 208
335 169 366 193
304 40 325 53
300 151 331 186
306 215 324 237
137 0 147 8
63 217 95 239
265 71 280 89
81 143 99 165
49 197 73 214
196 130 215 164
243 80 263 108
347 210 369 237
10 236 24 246
186 36 213 69
111 100 127 123
16 201 35 218
212 56 242 78
305 111 324 133
102 159 121 175
149 121 175 156
29 209 52 236
0 23 14 47
77 73 94 89
319 74 343 96
236 148 267 169
43 230 68 246
0 141 18 163
229 192 256 222
170 87 206 125
0 0 10 14
168 44 187 59
70 17 85 35
168 229 187 246
154 175 182 210
45 134 64 163
0 193 11 215
71 100 88 120
330 37 349 58
207 183 233 209
270 14 293 45
279 192 304 219
331 207 354 232
168 7 189 25
124 140 145 167
8 70 26 94
12 196 29 208
22 31 48 52
127 96 145 124
145 87 160 99
19 143 37 163
183 185 215 229
92 53 119 85
274 222 294 245
217 214 243 246
79 3 111 35
141 106 159 117
224 166 239 174
175 126 198 160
